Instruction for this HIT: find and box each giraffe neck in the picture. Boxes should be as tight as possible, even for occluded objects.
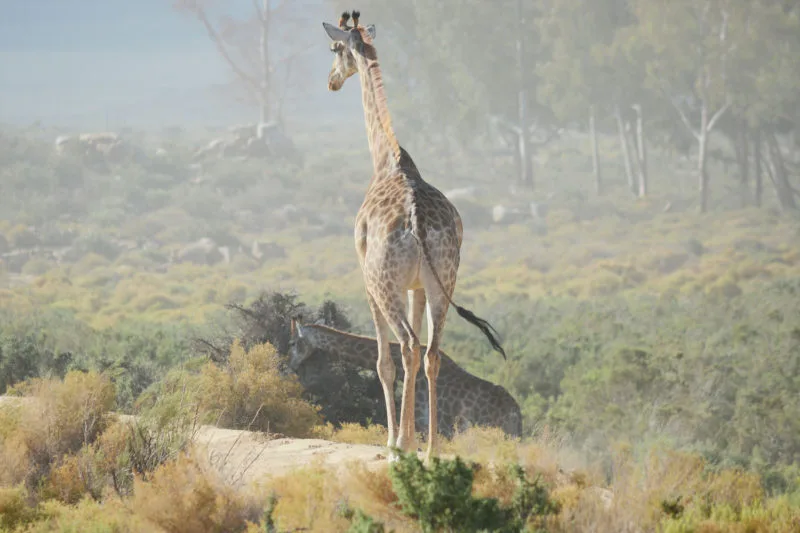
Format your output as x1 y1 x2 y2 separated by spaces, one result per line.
353 41 402 177
302 324 384 369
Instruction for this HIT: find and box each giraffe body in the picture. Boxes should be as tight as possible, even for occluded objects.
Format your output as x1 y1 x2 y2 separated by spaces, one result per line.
322 11 505 461
289 321 522 438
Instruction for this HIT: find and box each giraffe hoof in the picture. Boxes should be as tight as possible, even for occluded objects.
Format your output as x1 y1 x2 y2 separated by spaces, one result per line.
387 450 400 463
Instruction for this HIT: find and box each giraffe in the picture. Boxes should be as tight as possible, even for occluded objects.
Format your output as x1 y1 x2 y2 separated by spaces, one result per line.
288 319 522 438
322 10 506 461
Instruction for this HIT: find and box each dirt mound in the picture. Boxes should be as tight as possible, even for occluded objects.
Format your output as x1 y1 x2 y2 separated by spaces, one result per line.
196 427 391 484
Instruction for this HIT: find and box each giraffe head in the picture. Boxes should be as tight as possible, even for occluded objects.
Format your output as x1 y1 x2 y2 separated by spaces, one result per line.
322 10 376 91
288 317 314 371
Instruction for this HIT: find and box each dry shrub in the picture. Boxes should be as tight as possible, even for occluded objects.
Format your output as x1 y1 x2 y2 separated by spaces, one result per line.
10 371 115 453
343 462 413 530
554 444 769 533
197 341 321 437
43 448 104 505
22 496 148 533
93 420 131 480
131 377 203 478
132 448 263 533
315 421 388 445
41 421 133 506
1 371 115 489
0 404 31 486
262 460 351 532
660 495 800 533
442 426 521 466
0 485 38 531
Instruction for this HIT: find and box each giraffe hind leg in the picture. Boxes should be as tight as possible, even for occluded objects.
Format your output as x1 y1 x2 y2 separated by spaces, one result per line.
373 288 421 454
407 288 426 444
421 283 451 463
366 293 399 452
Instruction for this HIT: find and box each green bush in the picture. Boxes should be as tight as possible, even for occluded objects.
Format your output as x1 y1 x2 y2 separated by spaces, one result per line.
388 452 559 532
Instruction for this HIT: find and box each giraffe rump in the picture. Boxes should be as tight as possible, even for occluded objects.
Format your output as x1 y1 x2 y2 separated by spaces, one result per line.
408 187 506 360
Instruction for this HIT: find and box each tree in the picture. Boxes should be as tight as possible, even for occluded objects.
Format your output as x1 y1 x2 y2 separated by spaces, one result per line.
174 0 311 132
737 1 800 212
538 0 625 195
635 0 743 213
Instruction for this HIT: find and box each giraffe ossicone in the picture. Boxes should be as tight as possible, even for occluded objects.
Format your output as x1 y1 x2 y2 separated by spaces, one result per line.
321 10 506 462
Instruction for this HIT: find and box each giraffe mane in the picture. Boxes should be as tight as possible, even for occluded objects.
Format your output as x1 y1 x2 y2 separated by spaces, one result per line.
355 28 401 162
303 323 373 342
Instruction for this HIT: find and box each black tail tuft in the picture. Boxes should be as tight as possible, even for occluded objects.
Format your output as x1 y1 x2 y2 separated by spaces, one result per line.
454 305 506 360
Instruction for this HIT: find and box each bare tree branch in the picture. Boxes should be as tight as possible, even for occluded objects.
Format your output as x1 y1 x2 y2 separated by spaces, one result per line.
706 99 732 132
670 99 701 141
252 0 264 22
190 6 260 91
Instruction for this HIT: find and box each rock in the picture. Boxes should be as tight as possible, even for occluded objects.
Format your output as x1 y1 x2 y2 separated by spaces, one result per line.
175 238 224 266
251 240 286 261
492 204 528 225
2 250 32 273
444 186 478 202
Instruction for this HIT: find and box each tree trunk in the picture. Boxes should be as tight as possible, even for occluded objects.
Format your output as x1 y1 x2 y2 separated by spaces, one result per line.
764 129 798 212
615 104 635 195
590 105 602 195
733 119 750 208
753 127 763 207
697 102 710 213
515 0 532 188
633 104 648 197
258 0 272 134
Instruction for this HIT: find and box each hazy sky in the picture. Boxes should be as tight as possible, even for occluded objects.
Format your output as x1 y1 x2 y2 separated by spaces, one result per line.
0 1 263 128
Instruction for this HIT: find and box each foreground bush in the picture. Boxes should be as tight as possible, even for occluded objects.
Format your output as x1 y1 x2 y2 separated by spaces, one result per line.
388 452 560 532
0 371 115 490
197 341 322 437
131 450 265 533
137 340 321 439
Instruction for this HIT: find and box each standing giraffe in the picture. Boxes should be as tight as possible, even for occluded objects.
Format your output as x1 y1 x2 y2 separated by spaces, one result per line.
288 319 522 438
322 10 505 461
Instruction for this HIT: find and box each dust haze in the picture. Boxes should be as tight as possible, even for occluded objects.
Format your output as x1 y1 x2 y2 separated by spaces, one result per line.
1 0 799 507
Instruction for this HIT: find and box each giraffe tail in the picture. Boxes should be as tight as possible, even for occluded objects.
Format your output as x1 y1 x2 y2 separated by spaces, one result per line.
452 305 506 359
412 226 506 360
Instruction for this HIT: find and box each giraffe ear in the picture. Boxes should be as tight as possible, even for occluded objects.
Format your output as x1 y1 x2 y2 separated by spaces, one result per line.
365 24 376 40
323 22 351 43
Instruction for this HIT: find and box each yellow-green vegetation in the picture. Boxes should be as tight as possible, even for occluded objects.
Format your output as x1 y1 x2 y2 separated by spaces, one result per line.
134 341 322 438
5 373 797 533
3 206 799 329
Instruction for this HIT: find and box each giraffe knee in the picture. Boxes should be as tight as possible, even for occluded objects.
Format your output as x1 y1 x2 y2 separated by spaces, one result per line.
424 349 441 380
400 339 420 373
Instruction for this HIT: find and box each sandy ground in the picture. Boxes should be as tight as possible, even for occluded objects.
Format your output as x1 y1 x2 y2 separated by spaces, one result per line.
193 425 393 485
